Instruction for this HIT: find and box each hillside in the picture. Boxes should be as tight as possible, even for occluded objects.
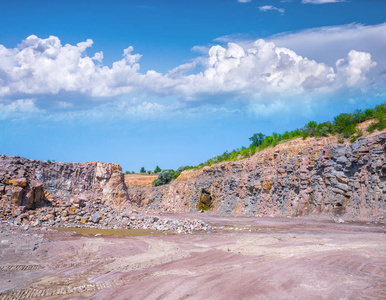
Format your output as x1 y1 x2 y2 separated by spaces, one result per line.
0 121 385 223
126 127 385 221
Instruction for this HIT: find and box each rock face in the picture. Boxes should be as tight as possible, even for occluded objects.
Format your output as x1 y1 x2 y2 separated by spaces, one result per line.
0 156 128 210
127 133 385 221
0 132 385 222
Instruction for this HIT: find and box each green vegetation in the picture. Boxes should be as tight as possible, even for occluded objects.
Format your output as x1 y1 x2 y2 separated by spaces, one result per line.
196 102 385 169
152 165 192 187
151 102 385 187
152 169 174 186
139 166 146 173
367 103 386 133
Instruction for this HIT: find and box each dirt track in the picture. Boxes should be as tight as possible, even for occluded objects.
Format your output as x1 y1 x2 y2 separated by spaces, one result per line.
0 215 385 299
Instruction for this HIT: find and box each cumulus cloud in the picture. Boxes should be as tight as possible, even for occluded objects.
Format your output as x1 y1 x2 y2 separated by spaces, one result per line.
0 35 150 97
175 40 376 99
336 50 376 87
0 34 379 108
268 23 386 81
176 40 336 97
259 5 285 14
302 0 345 3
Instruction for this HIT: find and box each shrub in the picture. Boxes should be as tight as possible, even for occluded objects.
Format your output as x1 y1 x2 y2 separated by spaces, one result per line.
153 169 174 186
154 165 162 173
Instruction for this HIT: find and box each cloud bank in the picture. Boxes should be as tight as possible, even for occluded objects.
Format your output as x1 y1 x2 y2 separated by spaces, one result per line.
1 23 385 122
0 35 376 101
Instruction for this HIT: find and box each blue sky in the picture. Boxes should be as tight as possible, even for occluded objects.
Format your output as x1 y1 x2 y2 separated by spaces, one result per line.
1 0 386 172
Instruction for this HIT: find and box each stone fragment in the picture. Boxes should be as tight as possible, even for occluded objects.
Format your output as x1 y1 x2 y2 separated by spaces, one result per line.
92 213 101 223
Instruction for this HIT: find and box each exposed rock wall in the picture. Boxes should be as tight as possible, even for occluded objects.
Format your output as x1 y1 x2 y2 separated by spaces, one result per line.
1 132 384 221
0 156 128 209
127 133 385 220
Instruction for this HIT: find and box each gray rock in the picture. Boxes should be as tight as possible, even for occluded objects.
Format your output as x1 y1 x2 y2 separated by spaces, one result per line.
92 213 101 223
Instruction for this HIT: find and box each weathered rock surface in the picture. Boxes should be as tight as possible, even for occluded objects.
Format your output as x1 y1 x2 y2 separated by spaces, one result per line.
127 133 385 221
0 157 128 209
1 132 385 222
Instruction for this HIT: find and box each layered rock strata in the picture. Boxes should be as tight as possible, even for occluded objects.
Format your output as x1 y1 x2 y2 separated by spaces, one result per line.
127 133 385 220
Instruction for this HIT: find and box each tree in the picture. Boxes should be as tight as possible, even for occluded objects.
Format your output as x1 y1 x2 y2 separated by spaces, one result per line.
305 121 318 136
249 133 265 147
140 167 146 173
154 165 162 173
333 113 355 133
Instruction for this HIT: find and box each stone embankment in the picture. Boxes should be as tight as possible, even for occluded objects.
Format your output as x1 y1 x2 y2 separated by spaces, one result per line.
127 132 385 221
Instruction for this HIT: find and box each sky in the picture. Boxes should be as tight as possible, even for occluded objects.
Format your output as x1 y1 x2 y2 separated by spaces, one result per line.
1 0 386 172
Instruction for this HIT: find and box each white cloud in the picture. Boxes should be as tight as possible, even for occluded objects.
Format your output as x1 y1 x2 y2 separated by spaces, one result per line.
0 33 380 114
92 51 103 63
259 5 285 14
336 50 376 87
174 40 376 99
238 0 251 3
167 62 196 78
302 0 345 3
57 101 73 108
268 23 386 80
0 35 148 97
0 99 43 120
176 40 338 97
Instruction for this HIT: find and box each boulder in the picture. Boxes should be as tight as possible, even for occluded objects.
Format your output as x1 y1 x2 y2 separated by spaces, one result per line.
92 213 101 223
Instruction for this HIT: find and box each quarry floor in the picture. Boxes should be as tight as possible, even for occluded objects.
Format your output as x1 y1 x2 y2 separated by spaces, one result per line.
0 214 385 300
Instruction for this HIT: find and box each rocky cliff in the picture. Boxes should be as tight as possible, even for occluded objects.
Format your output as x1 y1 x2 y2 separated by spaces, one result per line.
0 156 128 210
127 132 385 221
1 132 385 222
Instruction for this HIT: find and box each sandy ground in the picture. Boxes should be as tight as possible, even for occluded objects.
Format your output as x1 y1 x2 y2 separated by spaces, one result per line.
124 174 158 188
0 215 385 300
